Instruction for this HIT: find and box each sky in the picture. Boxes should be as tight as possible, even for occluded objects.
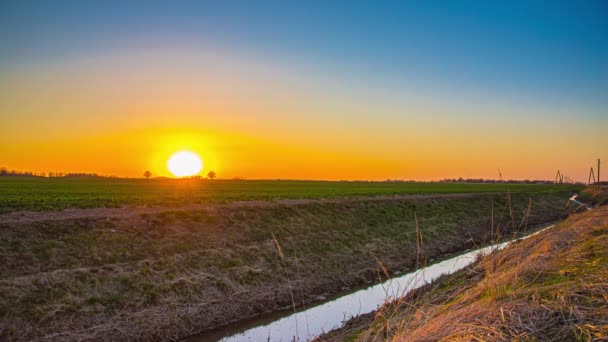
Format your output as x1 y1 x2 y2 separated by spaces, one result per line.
1 1 606 181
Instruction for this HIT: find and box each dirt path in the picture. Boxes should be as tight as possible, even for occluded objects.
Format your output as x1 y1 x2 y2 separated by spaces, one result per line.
0 192 482 224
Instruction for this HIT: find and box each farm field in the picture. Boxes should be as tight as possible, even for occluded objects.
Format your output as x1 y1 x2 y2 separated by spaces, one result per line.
0 185 578 341
0 177 582 213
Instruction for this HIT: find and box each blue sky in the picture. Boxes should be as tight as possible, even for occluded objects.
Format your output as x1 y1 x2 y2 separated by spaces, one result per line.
2 1 606 110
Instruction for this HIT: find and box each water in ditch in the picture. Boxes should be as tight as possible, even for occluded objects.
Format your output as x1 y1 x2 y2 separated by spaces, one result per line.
188 224 555 342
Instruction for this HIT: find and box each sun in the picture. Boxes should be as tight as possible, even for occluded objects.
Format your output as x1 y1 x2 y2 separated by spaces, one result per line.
167 151 203 177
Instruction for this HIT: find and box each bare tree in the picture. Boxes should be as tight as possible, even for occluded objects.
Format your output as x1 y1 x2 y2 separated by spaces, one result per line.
144 170 152 179
207 170 216 180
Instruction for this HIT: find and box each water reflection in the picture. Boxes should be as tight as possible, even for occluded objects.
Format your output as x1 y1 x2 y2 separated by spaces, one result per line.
190 225 553 342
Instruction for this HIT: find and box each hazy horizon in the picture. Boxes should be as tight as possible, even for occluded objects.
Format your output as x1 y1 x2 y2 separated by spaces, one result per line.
1 1 606 181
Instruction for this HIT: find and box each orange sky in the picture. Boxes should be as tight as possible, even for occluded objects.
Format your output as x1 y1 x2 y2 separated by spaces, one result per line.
1 43 605 181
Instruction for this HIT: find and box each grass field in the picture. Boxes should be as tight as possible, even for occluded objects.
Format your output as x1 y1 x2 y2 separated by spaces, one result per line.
0 186 576 340
0 176 586 340
0 177 582 213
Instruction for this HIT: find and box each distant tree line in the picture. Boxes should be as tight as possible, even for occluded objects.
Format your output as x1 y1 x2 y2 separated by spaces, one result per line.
168 172 217 180
0 167 109 178
435 178 584 185
0 167 221 179
0 168 43 177
378 178 584 185
0 166 589 184
61 173 105 178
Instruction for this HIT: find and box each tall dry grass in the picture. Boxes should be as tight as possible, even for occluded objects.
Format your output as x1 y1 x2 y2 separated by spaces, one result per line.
326 197 607 342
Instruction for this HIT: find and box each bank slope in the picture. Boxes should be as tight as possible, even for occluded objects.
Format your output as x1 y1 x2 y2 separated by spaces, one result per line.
0 191 575 341
321 201 608 341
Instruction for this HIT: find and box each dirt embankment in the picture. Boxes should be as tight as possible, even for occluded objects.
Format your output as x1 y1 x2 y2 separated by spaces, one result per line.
320 192 608 341
579 187 608 207
0 193 496 225
0 191 573 341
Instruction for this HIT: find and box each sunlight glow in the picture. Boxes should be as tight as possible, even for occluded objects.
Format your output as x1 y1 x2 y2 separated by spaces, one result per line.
167 151 203 177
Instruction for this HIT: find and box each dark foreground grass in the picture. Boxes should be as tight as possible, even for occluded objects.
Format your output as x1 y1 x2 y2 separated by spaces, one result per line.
0 177 581 213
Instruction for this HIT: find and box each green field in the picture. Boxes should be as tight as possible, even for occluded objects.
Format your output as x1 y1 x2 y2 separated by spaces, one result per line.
0 177 582 213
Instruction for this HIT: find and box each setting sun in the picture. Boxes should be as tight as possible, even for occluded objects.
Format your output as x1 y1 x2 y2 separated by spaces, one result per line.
167 151 203 177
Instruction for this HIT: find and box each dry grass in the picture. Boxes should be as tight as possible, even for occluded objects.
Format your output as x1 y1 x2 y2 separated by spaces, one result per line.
579 187 608 207
323 202 608 341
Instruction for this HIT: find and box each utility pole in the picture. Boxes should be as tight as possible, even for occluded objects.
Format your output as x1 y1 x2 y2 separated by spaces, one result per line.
589 167 596 186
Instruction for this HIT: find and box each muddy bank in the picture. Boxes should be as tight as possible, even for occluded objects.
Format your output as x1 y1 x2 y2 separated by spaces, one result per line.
0 191 573 341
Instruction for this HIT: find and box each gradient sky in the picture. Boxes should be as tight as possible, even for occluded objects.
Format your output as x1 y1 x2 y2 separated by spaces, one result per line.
1 1 606 180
